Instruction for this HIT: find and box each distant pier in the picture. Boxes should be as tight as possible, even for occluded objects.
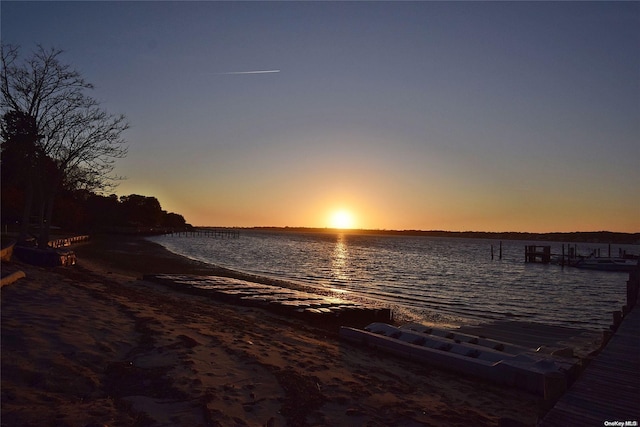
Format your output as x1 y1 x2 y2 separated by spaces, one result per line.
167 229 239 239
524 243 637 268
525 245 552 264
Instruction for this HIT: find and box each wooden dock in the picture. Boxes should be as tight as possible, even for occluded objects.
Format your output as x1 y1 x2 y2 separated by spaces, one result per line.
167 229 239 238
524 243 638 267
525 245 551 263
539 269 640 425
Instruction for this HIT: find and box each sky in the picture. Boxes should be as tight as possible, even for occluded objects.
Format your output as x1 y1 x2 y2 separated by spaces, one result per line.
2 1 639 232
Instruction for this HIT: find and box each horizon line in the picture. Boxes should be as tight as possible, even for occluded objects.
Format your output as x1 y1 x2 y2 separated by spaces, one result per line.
188 226 640 235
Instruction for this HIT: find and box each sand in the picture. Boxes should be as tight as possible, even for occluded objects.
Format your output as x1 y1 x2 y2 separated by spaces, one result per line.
1 236 542 426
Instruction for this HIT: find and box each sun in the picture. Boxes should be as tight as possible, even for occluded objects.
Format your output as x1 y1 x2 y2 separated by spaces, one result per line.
329 209 355 229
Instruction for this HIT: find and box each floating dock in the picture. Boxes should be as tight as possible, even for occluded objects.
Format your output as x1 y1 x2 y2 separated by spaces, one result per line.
340 322 580 399
143 274 391 328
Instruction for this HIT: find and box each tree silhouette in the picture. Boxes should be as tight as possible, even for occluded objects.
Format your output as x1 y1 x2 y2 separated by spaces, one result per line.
1 110 44 239
1 44 128 247
119 194 163 227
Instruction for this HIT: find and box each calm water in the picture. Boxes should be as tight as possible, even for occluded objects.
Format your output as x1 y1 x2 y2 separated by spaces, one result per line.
149 230 638 330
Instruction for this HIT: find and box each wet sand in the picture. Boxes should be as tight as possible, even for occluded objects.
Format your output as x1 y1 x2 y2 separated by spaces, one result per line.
1 235 543 426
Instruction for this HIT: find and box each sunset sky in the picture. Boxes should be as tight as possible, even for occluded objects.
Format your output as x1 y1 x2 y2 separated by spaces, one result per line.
2 1 639 232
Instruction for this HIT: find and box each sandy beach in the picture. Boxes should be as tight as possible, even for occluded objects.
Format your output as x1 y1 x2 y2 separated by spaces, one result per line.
1 236 544 426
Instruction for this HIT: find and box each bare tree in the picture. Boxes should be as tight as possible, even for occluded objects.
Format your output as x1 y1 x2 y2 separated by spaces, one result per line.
1 44 128 247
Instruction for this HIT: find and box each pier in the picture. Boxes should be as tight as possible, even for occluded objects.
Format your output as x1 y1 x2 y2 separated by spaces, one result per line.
167 229 239 239
525 245 552 264
539 267 640 425
524 243 638 269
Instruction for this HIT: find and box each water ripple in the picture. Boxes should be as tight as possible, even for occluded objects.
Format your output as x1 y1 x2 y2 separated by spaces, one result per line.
150 231 636 330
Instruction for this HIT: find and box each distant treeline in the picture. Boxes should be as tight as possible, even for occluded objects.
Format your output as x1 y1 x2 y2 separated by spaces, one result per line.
250 227 640 245
2 189 191 234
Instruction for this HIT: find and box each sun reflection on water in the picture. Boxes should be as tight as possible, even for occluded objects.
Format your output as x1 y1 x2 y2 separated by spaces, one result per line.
331 234 349 283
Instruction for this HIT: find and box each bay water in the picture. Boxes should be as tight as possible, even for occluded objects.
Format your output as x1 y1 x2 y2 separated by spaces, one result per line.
149 230 637 330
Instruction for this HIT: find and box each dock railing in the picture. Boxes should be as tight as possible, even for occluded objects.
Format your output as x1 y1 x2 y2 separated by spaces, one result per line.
49 235 90 248
166 229 240 239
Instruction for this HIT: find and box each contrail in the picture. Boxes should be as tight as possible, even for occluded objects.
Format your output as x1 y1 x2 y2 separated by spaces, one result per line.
217 70 280 75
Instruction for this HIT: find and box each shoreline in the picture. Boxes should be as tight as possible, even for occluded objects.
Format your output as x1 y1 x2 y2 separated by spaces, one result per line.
73 234 341 293
2 235 545 426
